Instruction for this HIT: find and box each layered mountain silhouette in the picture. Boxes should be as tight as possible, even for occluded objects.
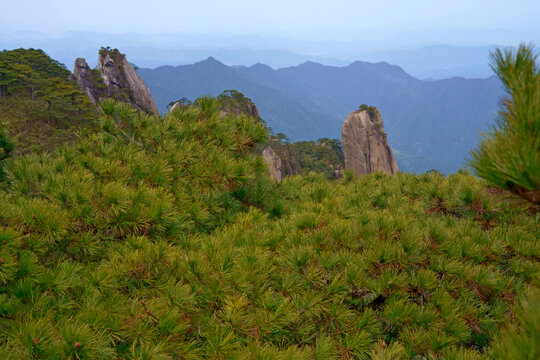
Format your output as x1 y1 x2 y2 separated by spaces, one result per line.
138 57 503 173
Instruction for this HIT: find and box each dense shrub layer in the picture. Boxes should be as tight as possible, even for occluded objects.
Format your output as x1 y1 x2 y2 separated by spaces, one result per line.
0 101 538 359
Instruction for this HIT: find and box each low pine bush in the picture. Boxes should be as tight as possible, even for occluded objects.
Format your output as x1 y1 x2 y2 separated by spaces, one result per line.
0 99 537 359
469 44 540 204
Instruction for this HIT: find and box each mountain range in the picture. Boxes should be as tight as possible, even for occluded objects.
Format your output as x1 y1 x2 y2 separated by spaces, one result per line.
2 31 526 79
138 58 504 173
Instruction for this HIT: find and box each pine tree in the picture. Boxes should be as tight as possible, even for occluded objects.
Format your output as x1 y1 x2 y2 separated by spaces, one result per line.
490 286 540 359
0 122 14 161
0 122 15 181
469 44 540 203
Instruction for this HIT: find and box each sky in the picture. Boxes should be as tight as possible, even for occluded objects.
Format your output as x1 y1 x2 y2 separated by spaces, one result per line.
1 0 539 43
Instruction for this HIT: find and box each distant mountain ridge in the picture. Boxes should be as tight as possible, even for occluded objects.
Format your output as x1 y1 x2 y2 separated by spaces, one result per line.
139 57 338 141
3 31 530 78
138 57 503 173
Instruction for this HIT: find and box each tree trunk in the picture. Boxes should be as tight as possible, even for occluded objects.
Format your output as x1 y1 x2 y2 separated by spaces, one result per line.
47 100 51 126
514 185 540 204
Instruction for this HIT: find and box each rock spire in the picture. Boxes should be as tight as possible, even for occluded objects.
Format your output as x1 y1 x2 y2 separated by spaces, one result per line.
341 107 398 175
70 48 158 114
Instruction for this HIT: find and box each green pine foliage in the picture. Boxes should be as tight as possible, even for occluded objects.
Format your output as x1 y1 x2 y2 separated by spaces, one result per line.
216 90 262 120
490 285 540 359
172 91 345 180
0 122 15 160
0 122 15 181
358 104 376 112
0 97 538 359
0 48 97 154
468 43 540 204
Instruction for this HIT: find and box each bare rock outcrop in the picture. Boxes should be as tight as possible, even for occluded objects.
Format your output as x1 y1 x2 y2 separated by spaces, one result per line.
342 107 398 175
170 102 182 112
98 50 159 114
70 48 158 115
69 58 101 105
262 146 282 181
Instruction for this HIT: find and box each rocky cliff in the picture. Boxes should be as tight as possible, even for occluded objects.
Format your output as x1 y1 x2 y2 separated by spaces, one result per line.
217 90 261 120
70 48 158 114
69 58 104 105
342 107 398 175
262 146 282 181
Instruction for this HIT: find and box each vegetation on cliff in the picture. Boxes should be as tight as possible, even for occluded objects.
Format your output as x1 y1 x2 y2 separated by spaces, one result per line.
0 95 537 359
0 49 96 153
217 90 261 119
170 90 345 179
257 135 344 179
358 104 377 112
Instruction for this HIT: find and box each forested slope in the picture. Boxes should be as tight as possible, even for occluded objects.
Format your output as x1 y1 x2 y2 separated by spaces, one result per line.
0 49 96 154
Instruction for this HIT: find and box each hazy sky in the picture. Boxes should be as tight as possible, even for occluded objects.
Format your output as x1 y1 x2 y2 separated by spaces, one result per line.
2 0 539 41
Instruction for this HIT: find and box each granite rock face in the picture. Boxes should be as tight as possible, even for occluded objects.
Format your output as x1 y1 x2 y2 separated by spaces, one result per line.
232 99 260 119
342 108 398 175
98 51 159 114
262 146 282 181
70 48 158 114
170 102 182 112
69 58 101 105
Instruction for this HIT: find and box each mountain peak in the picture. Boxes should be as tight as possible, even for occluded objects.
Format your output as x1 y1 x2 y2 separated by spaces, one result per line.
205 56 221 63
299 60 322 67
348 60 413 78
194 56 228 68
249 62 275 72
